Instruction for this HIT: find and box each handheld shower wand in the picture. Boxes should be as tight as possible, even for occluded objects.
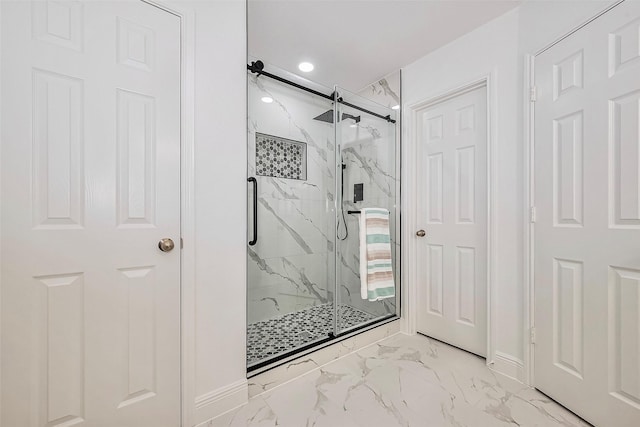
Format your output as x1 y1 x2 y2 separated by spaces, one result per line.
337 159 348 240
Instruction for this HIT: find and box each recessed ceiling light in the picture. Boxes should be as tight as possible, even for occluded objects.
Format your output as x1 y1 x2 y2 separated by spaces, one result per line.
392 105 400 110
261 96 273 103
298 62 314 72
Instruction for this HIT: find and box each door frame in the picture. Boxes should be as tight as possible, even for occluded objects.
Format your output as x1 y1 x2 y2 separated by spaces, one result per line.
139 1 196 426
523 0 626 388
404 74 496 366
0 3 3 423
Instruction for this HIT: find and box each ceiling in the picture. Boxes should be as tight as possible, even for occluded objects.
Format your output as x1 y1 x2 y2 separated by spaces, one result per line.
248 0 521 91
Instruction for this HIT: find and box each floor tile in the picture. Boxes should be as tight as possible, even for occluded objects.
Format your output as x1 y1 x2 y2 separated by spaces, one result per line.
215 333 591 427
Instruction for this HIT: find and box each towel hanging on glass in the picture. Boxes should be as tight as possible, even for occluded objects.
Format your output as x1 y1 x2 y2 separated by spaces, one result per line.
359 208 395 302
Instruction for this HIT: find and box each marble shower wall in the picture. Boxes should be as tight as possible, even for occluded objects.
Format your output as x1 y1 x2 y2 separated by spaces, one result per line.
358 71 401 111
247 70 336 325
336 84 400 319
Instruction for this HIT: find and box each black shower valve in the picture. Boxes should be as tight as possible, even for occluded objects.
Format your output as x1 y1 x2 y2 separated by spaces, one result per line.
354 183 364 203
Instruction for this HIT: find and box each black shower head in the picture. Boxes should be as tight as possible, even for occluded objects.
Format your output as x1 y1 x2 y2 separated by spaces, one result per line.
312 110 361 124
313 109 334 123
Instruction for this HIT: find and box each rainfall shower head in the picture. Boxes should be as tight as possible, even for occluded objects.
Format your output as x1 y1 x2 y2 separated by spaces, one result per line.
313 109 334 123
312 110 361 124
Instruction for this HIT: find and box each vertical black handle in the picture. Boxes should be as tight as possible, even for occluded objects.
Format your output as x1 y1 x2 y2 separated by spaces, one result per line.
248 177 258 246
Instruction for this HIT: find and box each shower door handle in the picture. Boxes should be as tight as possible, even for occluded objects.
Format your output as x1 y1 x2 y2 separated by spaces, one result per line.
248 177 258 246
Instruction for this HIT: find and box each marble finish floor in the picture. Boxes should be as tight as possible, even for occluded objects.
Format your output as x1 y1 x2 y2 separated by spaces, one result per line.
247 304 377 367
215 333 590 427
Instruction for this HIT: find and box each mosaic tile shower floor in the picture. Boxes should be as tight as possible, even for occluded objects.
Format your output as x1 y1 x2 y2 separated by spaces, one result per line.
247 304 378 366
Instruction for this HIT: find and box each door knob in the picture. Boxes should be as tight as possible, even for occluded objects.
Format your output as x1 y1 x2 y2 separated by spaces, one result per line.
158 238 175 252
416 230 426 237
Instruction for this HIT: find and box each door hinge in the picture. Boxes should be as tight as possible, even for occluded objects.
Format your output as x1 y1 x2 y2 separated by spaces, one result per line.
180 237 184 249
530 327 536 344
530 206 537 223
530 86 537 102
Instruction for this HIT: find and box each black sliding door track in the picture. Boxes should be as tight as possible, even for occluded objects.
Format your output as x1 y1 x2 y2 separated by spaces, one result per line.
247 60 396 124
247 314 397 374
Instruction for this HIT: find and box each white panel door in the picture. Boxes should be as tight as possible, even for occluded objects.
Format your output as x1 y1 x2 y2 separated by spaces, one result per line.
534 1 640 425
416 85 487 357
1 1 181 426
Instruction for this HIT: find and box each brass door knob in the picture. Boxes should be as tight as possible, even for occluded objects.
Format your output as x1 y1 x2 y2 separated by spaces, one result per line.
158 238 175 252
416 230 426 237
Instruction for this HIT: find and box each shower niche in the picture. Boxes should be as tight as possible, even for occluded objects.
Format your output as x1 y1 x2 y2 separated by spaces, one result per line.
246 60 400 372
255 133 307 181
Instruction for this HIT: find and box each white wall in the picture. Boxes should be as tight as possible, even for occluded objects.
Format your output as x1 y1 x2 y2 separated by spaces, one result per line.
402 0 615 383
183 0 248 424
517 0 615 55
403 8 523 379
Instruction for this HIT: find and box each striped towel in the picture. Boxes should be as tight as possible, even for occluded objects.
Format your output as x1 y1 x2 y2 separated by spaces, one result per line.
359 208 395 302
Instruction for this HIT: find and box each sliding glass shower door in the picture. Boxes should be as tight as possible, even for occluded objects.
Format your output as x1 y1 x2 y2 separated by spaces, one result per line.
246 61 400 371
246 62 337 369
335 87 399 335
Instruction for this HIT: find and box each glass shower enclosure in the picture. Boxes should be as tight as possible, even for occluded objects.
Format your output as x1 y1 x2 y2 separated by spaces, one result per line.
246 60 399 371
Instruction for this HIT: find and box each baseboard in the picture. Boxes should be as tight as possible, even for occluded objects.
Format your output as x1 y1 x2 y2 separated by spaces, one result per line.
490 351 525 383
194 379 248 425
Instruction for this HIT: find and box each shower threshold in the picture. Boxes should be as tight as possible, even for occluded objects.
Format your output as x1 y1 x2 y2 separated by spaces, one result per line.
247 303 393 371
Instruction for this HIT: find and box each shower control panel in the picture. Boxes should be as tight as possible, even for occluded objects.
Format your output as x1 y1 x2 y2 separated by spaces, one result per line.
354 183 364 203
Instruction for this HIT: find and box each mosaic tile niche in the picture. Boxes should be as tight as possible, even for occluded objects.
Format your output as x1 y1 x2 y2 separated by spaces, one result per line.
256 133 307 180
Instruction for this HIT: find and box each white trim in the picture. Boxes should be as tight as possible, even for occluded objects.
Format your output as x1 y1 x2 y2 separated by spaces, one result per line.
142 1 196 426
0 2 3 423
194 380 249 425
486 73 497 367
409 80 487 110
177 7 196 427
400 68 417 335
403 74 496 364
523 53 535 387
525 0 626 390
195 379 248 409
491 352 525 383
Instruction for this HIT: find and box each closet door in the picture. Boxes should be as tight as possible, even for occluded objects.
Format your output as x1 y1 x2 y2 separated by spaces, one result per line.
1 1 181 425
416 85 488 357
534 1 640 425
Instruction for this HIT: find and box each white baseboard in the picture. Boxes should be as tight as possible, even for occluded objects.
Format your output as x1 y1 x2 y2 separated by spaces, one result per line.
194 379 248 426
490 351 525 383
